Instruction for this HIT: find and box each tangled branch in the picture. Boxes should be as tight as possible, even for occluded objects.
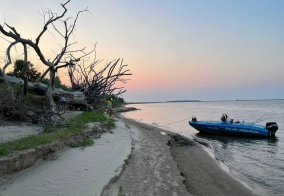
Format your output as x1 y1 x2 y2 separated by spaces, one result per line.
68 57 132 105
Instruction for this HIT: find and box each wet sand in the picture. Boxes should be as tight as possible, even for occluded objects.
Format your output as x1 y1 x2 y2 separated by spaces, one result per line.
171 142 257 196
103 115 258 196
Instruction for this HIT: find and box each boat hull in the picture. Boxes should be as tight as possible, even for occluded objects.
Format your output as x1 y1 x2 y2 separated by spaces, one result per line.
189 121 270 137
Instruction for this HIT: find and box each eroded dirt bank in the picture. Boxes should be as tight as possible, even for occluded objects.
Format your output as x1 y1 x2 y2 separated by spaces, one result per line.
0 109 135 177
0 122 106 176
0 119 133 196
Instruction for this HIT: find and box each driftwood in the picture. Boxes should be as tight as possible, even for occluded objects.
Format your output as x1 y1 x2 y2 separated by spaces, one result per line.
0 74 89 108
0 74 48 92
0 90 52 123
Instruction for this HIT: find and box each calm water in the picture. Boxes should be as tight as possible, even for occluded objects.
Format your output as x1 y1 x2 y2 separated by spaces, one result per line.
123 100 284 196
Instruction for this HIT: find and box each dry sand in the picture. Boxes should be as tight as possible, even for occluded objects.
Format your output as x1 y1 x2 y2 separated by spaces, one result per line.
0 118 133 196
0 123 43 143
0 111 259 196
0 111 83 143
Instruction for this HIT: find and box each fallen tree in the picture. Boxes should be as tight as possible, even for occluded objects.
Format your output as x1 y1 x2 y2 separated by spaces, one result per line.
68 56 132 106
0 0 131 123
0 0 90 112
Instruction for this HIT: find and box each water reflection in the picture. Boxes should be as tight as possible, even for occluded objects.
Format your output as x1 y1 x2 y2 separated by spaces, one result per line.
195 132 279 146
267 137 279 145
125 101 284 196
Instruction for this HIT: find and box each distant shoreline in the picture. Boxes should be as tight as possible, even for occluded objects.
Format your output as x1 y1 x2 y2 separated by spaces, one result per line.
127 98 284 104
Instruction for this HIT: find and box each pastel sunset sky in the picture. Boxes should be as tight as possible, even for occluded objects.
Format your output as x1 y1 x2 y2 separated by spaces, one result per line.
1 0 284 102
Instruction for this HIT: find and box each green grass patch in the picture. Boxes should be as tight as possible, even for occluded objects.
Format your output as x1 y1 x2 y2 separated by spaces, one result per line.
125 123 130 129
44 111 110 133
0 82 22 91
0 111 114 157
69 137 95 148
82 137 94 146
105 118 116 129
118 186 123 196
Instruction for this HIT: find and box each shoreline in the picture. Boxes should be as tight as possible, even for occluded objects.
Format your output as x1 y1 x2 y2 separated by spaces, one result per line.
0 110 259 195
103 114 258 196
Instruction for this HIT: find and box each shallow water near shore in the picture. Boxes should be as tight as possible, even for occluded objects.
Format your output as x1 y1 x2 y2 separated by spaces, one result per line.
124 100 284 196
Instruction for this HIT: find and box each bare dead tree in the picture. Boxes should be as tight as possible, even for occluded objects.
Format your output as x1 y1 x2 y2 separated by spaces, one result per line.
0 0 132 123
0 41 19 100
68 57 132 106
0 0 90 112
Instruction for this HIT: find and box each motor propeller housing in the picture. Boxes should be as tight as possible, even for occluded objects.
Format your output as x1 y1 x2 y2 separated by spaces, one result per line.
266 122 278 137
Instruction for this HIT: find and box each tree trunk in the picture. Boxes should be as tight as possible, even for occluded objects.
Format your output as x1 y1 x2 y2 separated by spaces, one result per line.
0 74 90 109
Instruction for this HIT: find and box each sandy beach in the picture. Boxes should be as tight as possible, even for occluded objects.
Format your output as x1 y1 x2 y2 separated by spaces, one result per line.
102 115 258 196
0 111 259 196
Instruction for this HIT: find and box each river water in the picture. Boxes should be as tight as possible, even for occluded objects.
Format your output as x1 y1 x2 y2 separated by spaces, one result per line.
123 100 284 196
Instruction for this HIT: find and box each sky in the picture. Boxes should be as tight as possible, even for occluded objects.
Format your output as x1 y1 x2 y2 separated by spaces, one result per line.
0 0 284 102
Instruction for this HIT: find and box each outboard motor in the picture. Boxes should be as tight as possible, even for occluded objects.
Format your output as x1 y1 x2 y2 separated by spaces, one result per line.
266 122 278 137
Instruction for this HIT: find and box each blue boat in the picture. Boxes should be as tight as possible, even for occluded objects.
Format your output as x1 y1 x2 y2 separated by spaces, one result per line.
189 114 278 137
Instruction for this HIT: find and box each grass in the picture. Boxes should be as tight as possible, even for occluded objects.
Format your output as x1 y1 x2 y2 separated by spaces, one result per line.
0 82 22 91
177 139 185 145
125 123 130 129
0 111 115 157
70 137 95 148
118 186 123 196
82 137 95 146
